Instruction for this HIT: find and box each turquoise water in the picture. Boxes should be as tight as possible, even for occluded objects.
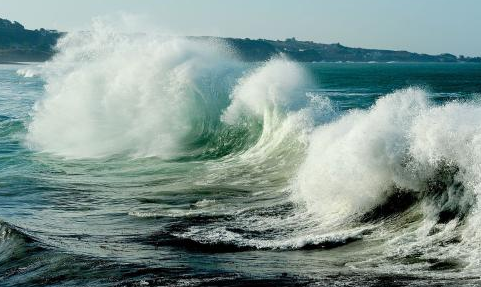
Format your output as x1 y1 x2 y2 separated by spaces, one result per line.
2 34 481 286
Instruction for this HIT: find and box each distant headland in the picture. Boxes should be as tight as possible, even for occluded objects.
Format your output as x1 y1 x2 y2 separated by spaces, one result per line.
0 18 63 62
1 18 480 63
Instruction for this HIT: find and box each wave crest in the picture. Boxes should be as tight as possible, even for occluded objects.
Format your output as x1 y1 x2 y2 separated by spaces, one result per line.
27 23 239 159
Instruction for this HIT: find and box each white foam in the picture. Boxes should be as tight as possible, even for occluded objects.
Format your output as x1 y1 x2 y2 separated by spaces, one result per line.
27 20 237 159
17 67 41 78
221 57 310 125
295 87 481 269
296 88 429 222
221 57 335 167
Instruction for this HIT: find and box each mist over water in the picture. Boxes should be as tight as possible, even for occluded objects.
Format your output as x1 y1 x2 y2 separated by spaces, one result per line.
2 20 481 286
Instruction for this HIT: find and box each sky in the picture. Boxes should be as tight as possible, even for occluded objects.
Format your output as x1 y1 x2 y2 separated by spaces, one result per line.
1 0 480 56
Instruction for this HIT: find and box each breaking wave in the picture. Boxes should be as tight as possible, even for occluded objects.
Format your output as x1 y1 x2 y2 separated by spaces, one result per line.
20 20 481 276
294 88 481 272
26 24 239 159
25 21 329 163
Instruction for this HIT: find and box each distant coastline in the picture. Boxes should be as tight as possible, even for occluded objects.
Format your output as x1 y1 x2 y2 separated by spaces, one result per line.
0 19 63 62
1 18 480 63
219 37 481 63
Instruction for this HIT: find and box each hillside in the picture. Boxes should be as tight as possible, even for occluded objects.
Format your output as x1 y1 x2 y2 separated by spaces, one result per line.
0 18 62 62
1 18 479 63
222 37 481 63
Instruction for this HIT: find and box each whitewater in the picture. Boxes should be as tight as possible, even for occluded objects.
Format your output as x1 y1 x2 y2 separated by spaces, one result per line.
2 22 481 286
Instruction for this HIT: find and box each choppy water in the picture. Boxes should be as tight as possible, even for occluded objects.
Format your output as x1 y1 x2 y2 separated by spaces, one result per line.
2 26 481 286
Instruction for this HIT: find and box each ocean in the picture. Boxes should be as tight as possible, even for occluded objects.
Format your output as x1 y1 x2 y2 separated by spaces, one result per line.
1 28 481 286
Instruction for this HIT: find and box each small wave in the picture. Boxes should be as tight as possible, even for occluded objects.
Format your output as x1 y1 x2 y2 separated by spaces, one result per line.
143 226 371 252
0 221 38 265
193 199 216 208
16 67 40 78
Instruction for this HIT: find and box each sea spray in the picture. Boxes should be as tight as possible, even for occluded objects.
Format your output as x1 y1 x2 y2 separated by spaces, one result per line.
221 57 310 125
294 87 481 271
296 88 429 222
26 23 239 159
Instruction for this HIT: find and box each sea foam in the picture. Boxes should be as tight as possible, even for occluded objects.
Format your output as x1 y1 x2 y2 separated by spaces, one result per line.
27 21 238 159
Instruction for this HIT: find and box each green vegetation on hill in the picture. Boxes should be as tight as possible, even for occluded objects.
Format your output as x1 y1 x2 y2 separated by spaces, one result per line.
1 18 479 63
223 37 481 63
0 18 62 62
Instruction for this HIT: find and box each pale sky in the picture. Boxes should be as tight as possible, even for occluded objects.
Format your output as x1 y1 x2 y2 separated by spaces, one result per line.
1 0 480 56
